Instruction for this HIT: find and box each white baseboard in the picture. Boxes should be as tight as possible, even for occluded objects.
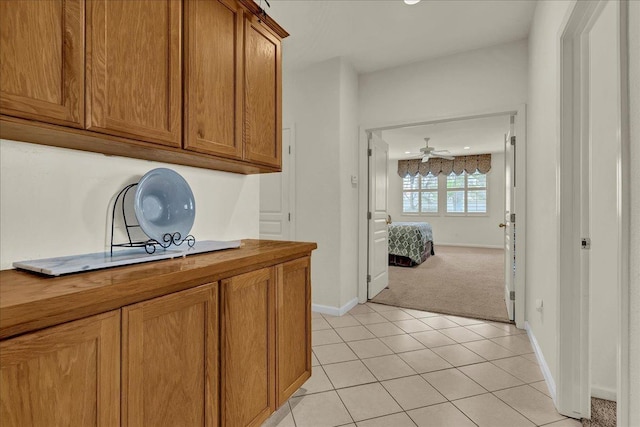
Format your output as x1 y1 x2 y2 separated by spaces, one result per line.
591 386 617 401
312 297 359 317
436 242 503 249
525 321 557 403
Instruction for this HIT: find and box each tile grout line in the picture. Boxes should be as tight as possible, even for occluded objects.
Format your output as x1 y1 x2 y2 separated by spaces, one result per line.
295 305 556 427
285 400 298 427
330 316 418 427
489 383 570 426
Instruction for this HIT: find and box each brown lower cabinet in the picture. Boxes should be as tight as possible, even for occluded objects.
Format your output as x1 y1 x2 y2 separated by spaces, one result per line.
0 310 121 427
122 283 218 427
276 258 312 406
221 267 276 427
220 256 311 426
0 254 311 427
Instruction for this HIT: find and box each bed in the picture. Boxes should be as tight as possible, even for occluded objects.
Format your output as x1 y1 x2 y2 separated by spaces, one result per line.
388 222 435 267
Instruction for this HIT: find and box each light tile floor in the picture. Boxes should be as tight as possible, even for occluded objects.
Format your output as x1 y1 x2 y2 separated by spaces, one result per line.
262 303 581 427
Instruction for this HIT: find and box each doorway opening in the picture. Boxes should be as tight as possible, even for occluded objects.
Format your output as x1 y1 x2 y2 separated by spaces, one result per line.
358 106 526 328
557 0 630 422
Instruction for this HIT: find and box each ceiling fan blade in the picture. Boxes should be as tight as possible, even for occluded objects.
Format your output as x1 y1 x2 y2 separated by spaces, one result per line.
431 153 454 160
432 149 451 154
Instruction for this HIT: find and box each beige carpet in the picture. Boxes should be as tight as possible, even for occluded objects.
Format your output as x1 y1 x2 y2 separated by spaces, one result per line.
371 245 509 322
582 398 616 427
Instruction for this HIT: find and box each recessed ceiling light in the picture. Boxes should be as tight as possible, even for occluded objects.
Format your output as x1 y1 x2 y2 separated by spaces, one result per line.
405 151 411 154
463 146 471 150
404 0 420 5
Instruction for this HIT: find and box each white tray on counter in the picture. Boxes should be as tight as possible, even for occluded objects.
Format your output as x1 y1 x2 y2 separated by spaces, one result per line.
13 240 242 277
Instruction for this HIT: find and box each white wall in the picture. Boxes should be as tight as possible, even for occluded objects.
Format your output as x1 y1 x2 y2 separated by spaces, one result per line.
387 153 505 248
0 140 259 270
358 40 528 127
338 60 360 305
587 0 619 400
525 0 573 385
284 57 359 310
628 0 640 424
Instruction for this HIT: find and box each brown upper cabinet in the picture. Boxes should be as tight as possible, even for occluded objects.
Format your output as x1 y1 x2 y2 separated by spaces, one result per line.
86 0 182 147
0 0 287 174
184 0 244 159
243 13 282 168
0 0 85 128
184 0 283 168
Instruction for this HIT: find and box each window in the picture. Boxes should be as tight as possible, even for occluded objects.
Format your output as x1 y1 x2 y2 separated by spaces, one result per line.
402 174 438 213
446 171 487 214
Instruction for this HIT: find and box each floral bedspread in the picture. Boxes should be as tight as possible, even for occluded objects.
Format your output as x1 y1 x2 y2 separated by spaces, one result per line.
388 222 433 264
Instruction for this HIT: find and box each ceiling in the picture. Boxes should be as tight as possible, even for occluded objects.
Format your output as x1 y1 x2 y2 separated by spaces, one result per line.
382 115 511 160
266 0 536 74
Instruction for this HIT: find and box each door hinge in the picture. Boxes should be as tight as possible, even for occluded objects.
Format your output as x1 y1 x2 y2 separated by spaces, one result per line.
288 145 291 155
581 238 591 250
510 136 516 146
367 274 371 283
510 213 516 223
368 148 372 156
288 213 291 221
367 212 372 220
510 291 516 301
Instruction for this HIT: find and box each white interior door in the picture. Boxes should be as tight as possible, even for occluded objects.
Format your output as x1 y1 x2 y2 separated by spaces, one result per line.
259 127 294 240
503 119 516 321
368 132 389 299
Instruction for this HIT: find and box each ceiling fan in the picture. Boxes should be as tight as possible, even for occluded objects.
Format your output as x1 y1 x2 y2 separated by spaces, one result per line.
409 138 455 162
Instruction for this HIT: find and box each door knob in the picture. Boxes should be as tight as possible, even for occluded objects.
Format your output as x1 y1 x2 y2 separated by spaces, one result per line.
499 223 507 228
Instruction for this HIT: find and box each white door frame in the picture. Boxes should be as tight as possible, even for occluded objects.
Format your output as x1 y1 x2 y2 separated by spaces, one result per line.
357 104 527 328
557 0 630 422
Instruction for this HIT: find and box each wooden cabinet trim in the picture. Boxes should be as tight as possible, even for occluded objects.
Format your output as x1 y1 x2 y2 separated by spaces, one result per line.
0 116 279 175
0 0 85 127
236 0 289 39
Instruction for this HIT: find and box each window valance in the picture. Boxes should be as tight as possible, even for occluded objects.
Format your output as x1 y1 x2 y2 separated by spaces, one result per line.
397 154 492 177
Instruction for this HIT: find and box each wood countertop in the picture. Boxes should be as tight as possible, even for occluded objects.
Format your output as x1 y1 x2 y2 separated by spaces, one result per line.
0 239 317 340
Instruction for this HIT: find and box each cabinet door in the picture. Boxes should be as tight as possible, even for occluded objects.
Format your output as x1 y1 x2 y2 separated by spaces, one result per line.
86 0 181 147
276 257 312 405
0 0 84 127
243 15 282 168
221 267 275 427
184 0 243 159
0 311 120 427
122 283 218 427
